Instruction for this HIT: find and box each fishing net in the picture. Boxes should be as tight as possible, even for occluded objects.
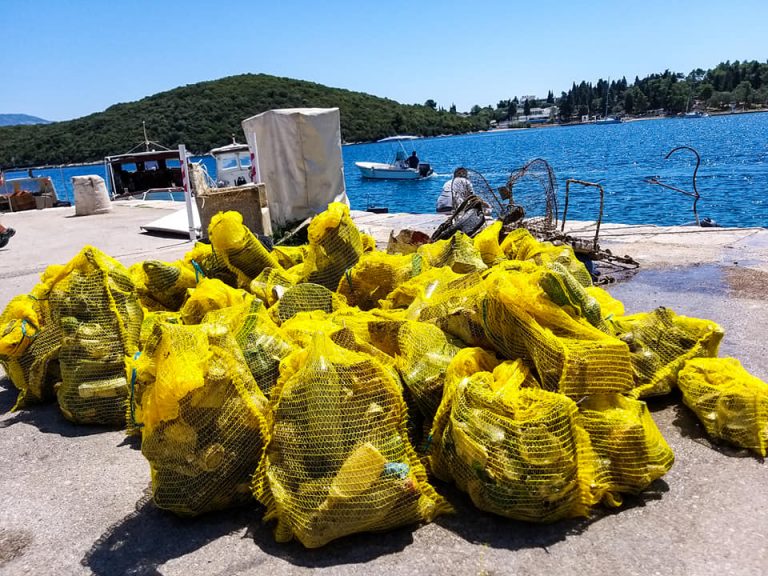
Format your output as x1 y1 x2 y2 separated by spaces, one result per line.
576 394 674 506
337 252 427 310
208 211 283 288
678 357 768 457
254 333 449 548
138 322 269 516
607 307 724 398
300 202 364 290
482 269 634 397
429 349 595 522
46 247 143 425
503 158 559 236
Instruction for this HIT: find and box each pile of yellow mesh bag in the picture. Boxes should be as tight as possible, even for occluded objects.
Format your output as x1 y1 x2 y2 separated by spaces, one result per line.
2 201 767 546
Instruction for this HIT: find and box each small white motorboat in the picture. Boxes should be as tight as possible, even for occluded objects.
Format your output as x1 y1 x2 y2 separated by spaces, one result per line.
355 141 434 180
355 160 433 180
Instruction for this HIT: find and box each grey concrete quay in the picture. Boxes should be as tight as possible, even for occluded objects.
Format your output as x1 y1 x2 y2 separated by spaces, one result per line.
1 203 766 575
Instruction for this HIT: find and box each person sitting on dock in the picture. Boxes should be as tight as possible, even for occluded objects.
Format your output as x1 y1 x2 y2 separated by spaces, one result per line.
0 223 16 249
436 167 474 213
406 151 420 169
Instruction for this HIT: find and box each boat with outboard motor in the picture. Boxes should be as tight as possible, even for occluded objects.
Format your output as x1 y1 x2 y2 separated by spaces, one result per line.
355 138 434 180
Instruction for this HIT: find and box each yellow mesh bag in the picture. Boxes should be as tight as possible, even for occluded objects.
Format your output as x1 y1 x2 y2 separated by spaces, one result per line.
139 322 269 516
0 283 62 409
47 246 143 425
337 251 427 311
607 307 724 398
408 271 491 348
429 352 594 522
179 278 252 325
417 233 487 274
249 267 298 307
300 202 364 290
272 245 308 269
234 299 293 398
473 221 505 266
133 259 198 311
539 262 608 331
501 229 592 287
679 357 768 456
483 270 634 397
280 310 339 348
381 266 463 310
587 286 625 318
208 211 283 288
255 333 450 548
269 283 349 325
395 321 463 423
361 232 377 252
183 241 239 287
576 394 674 506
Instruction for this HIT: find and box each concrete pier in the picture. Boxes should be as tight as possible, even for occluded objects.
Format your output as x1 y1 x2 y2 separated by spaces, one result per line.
1 202 766 575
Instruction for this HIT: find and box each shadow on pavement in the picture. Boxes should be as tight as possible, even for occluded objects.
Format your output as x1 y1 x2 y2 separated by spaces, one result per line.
671 400 756 459
0 378 118 438
248 518 414 568
82 495 255 576
433 476 670 550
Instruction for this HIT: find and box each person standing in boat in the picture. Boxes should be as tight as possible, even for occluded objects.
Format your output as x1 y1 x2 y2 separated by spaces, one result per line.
436 167 474 213
406 151 420 169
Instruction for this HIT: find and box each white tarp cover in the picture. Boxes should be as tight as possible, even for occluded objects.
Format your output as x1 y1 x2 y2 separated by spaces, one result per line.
241 108 348 229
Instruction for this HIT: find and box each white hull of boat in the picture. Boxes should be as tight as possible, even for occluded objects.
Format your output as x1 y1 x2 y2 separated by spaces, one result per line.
355 161 424 180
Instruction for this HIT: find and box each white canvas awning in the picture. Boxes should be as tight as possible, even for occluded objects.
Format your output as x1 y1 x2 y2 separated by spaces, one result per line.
241 108 348 229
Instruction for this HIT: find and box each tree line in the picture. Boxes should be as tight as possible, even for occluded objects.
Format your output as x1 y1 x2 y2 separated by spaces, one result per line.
2 61 767 167
461 60 768 124
0 74 486 167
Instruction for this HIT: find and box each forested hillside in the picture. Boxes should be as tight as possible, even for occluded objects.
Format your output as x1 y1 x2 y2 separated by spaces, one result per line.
0 74 484 167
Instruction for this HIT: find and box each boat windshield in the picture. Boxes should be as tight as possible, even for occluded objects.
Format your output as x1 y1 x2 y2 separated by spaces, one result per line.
217 152 252 171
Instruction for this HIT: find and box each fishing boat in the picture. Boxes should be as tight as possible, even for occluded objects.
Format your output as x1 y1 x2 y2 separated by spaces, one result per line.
104 123 188 201
355 139 434 180
209 138 253 187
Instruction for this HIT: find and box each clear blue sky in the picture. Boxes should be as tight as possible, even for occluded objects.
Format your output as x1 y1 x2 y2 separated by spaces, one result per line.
2 0 767 121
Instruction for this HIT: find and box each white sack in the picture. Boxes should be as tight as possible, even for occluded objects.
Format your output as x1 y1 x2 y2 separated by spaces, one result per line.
72 175 112 216
241 108 348 229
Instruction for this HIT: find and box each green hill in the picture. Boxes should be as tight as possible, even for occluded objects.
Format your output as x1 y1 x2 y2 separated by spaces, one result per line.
0 74 485 167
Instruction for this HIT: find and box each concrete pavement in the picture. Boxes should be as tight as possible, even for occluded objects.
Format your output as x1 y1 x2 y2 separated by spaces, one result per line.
1 204 766 575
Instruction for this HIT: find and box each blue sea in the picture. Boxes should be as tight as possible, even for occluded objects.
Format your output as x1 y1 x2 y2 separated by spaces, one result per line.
6 113 768 228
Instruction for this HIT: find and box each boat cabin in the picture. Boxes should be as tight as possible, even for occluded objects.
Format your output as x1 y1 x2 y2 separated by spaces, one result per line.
209 140 252 187
104 149 185 200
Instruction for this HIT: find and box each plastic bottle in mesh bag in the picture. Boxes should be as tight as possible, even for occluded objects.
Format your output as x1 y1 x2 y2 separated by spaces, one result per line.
679 357 768 456
139 322 270 516
607 307 724 398
576 394 674 506
47 247 143 425
208 211 284 288
429 348 597 522
0 270 62 409
300 202 364 290
254 332 450 548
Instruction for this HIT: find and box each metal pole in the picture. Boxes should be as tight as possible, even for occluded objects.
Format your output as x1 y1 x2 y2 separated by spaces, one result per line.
179 145 196 242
